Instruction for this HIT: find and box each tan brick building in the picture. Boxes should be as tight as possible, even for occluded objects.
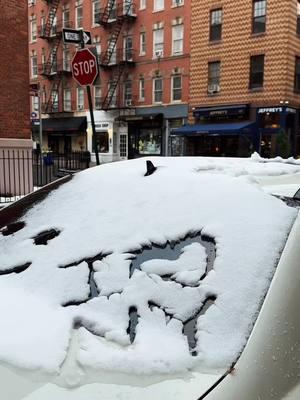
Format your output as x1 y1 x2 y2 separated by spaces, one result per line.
0 0 32 196
172 0 300 158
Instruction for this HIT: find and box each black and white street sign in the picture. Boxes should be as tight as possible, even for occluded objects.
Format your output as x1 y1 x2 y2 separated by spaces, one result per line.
63 28 92 45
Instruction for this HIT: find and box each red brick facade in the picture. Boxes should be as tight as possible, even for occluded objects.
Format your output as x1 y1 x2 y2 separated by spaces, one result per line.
0 0 30 140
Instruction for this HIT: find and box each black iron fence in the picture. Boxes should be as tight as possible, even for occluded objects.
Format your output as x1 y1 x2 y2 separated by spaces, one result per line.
0 150 90 204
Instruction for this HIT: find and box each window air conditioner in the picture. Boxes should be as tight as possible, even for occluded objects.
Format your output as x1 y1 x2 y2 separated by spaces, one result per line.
208 84 220 94
125 99 132 107
155 49 163 58
78 104 84 110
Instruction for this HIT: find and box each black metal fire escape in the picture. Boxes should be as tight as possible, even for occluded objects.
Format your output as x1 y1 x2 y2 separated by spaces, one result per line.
98 0 136 111
38 0 70 113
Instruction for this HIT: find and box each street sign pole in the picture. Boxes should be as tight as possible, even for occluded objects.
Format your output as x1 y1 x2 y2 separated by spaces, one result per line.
38 89 44 178
79 30 100 166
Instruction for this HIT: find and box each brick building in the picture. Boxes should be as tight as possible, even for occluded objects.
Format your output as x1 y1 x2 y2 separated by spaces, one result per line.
0 0 32 196
29 0 190 162
172 0 300 158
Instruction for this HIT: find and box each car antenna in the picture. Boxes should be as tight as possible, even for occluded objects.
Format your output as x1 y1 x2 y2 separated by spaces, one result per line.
144 160 157 177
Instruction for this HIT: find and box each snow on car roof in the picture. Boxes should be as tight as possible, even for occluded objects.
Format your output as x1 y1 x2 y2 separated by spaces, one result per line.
0 155 299 385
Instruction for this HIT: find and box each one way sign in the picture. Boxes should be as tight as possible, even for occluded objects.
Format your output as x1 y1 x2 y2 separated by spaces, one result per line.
63 28 92 45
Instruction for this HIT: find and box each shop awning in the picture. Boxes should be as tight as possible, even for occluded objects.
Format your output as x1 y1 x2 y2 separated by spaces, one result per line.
33 117 87 133
171 121 257 136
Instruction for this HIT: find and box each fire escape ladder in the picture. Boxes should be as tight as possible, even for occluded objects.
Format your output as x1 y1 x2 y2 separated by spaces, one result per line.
41 35 61 76
43 0 60 38
101 18 123 65
43 76 62 113
101 64 126 110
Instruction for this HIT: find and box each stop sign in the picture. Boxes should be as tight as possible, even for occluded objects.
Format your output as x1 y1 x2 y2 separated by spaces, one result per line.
71 48 98 86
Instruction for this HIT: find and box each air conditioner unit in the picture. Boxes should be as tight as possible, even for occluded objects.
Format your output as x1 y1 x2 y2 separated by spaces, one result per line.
78 105 84 111
155 49 163 58
125 99 132 107
174 0 183 6
208 84 220 94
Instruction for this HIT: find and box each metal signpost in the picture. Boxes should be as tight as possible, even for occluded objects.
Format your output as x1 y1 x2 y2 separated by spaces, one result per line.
66 28 100 166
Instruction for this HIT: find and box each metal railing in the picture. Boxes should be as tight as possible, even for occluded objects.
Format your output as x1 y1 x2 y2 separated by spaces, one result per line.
0 150 90 204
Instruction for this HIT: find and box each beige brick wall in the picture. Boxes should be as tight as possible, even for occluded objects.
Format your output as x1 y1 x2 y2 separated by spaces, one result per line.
190 0 300 111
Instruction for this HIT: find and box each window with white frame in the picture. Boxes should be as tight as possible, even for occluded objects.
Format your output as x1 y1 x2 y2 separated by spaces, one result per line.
63 47 71 71
41 48 46 72
140 32 146 55
153 0 164 11
31 53 38 78
31 95 39 113
63 7 70 28
30 16 37 42
124 36 133 61
172 75 182 101
94 86 102 109
124 80 132 105
63 89 72 111
76 4 83 28
50 12 57 36
93 0 101 25
140 0 146 9
153 77 163 103
172 24 183 55
51 90 59 112
139 77 145 101
172 0 184 6
153 28 164 58
40 15 46 36
77 87 84 110
93 36 101 63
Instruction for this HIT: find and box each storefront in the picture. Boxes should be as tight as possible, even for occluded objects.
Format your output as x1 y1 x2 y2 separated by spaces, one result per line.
125 104 188 159
31 116 87 153
171 104 257 157
256 106 297 157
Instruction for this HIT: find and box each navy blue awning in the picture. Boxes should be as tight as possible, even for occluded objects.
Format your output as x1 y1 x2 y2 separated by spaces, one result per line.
171 121 257 136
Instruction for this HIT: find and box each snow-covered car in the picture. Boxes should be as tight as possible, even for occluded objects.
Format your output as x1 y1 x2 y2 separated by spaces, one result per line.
0 155 300 400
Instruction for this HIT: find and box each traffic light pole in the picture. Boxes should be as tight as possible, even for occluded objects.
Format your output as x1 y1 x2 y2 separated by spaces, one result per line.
79 31 100 166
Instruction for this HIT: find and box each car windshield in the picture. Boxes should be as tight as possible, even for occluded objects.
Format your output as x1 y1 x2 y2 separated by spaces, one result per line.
0 156 299 395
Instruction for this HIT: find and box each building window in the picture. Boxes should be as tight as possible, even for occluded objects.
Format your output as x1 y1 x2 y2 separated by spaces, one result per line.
172 24 184 55
172 0 184 6
94 86 102 109
139 77 145 101
140 0 146 9
124 36 133 61
120 134 127 157
124 80 132 106
252 0 266 34
154 0 164 11
153 77 163 103
30 16 37 42
210 9 222 41
63 48 71 71
153 28 164 58
93 0 101 25
50 12 57 36
63 7 70 28
63 89 72 111
295 57 300 91
249 55 265 89
172 75 182 101
77 87 84 110
31 95 39 113
76 5 83 29
207 61 220 93
140 32 146 55
50 49 57 74
93 132 109 153
93 36 101 62
297 1 300 35
51 90 59 112
31 53 38 78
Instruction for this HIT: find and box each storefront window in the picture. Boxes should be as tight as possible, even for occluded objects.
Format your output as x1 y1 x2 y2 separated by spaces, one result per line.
93 131 109 153
138 129 161 155
258 112 280 129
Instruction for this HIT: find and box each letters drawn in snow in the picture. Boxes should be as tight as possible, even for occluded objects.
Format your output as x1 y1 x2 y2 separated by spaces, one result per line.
71 49 99 86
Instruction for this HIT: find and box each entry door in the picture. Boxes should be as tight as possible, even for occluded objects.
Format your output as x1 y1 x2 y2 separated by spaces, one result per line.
120 133 128 159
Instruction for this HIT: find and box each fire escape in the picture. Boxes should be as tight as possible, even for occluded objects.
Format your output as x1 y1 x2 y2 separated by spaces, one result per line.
97 0 137 111
38 0 72 113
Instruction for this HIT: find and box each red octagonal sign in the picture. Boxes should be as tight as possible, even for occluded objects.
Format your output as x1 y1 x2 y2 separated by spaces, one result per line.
71 48 98 86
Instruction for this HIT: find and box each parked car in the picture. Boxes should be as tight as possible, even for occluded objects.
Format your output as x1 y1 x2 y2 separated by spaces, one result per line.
0 155 299 400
